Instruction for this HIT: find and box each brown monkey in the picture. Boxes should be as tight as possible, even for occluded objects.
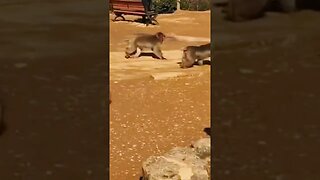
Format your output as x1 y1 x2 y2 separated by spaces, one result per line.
180 43 211 69
125 32 167 60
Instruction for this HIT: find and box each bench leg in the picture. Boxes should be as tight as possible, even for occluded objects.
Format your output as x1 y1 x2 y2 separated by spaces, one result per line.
146 18 150 26
144 15 155 26
146 15 158 26
113 14 125 22
151 18 159 25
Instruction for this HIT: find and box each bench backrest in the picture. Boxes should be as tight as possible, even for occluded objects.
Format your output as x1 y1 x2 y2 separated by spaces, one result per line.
110 0 145 12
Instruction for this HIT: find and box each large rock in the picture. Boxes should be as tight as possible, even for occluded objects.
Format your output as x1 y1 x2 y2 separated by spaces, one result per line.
141 138 211 180
191 138 211 160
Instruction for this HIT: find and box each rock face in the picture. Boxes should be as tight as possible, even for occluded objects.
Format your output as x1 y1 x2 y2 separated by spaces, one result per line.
141 138 211 180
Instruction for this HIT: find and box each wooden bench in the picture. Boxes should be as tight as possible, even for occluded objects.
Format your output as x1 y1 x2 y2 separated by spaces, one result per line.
110 0 159 26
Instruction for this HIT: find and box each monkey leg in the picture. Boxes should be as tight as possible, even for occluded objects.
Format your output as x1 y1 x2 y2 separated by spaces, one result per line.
149 15 159 25
153 46 166 60
198 58 210 66
132 48 142 58
125 50 136 59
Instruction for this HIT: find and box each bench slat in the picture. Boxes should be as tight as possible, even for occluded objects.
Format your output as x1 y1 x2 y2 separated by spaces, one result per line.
111 1 144 6
112 2 143 6
113 5 145 11
113 10 146 15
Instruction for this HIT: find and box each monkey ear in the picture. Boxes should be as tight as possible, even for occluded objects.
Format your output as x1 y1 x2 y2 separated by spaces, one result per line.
155 32 160 38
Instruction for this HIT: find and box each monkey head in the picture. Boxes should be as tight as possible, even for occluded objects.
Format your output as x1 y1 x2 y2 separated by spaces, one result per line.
155 32 166 43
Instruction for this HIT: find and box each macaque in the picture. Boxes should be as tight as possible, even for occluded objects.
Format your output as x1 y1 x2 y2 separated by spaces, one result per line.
180 43 211 69
125 32 167 60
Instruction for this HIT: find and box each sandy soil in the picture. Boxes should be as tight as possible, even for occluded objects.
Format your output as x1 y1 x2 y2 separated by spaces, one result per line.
109 11 211 179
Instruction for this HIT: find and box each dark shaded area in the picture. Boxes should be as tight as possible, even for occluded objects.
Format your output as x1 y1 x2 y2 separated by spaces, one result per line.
296 0 320 10
195 60 211 66
113 17 159 26
0 122 7 136
203 127 211 136
134 17 159 25
219 0 320 22
176 60 211 67
0 104 7 136
213 6 320 180
0 0 108 179
267 0 320 12
138 52 165 59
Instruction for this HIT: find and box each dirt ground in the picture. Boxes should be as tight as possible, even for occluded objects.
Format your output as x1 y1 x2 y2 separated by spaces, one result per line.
109 11 211 179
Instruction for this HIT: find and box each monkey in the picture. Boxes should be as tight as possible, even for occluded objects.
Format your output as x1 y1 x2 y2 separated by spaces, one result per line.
180 43 211 69
125 32 167 60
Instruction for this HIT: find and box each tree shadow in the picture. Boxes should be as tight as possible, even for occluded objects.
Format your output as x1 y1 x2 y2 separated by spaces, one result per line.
112 17 158 25
134 18 158 25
